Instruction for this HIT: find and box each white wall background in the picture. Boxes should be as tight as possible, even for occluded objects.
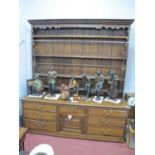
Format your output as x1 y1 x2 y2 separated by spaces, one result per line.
19 0 135 115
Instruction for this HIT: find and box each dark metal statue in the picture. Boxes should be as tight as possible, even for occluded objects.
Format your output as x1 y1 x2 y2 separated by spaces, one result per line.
68 76 79 96
48 66 57 96
95 70 104 100
108 70 120 99
82 73 91 100
28 73 44 96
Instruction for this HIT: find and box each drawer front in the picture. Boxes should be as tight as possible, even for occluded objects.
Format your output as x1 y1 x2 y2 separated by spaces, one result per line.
88 117 125 127
89 109 127 118
62 117 81 129
24 119 56 132
59 106 85 116
88 126 124 137
23 102 56 112
24 110 57 122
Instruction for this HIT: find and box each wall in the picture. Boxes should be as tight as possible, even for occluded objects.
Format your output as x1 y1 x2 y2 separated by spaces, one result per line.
19 0 135 115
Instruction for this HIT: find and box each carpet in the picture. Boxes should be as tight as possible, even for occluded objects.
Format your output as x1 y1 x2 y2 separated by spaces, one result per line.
24 133 135 155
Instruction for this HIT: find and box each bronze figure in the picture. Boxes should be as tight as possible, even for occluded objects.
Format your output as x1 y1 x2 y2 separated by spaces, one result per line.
95 70 104 100
82 73 91 100
28 73 44 96
48 66 57 96
108 70 120 99
68 76 79 96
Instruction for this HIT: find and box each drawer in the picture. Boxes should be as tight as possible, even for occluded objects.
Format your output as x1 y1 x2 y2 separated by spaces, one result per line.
88 126 124 137
88 117 125 127
89 109 127 118
23 102 56 112
59 106 85 116
24 110 57 122
24 119 56 132
61 116 81 129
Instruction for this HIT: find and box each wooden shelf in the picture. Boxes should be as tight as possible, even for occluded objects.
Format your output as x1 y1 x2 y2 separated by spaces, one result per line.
43 86 124 96
38 73 87 79
38 73 97 79
34 54 126 60
33 35 128 40
43 85 109 93
37 73 125 80
43 85 124 94
36 62 122 68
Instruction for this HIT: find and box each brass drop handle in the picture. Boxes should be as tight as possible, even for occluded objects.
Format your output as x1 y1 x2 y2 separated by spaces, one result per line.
104 111 109 115
41 122 45 126
101 119 105 122
37 124 42 127
51 109 56 112
107 129 111 132
107 129 111 134
108 119 111 123
37 106 41 110
37 122 45 127
101 128 109 134
105 111 113 116
101 119 111 124
40 113 44 118
71 108 76 112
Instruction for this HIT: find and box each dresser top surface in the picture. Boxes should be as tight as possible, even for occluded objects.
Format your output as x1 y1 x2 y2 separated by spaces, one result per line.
22 96 129 109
